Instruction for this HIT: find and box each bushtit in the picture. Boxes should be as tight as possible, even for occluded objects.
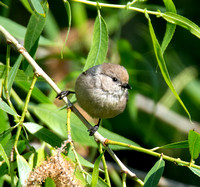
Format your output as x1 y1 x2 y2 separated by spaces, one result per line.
57 63 131 135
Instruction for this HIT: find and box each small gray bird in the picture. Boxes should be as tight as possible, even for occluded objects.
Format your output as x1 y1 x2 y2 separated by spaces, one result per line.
57 63 131 135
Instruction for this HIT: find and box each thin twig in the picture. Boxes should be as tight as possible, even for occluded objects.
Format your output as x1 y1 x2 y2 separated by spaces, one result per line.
67 107 86 179
70 104 142 182
0 25 142 184
71 0 159 16
4 43 19 122
98 143 111 186
14 74 37 154
106 139 200 170
122 172 127 187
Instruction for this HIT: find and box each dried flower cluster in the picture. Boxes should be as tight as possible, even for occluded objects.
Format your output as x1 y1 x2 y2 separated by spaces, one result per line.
26 154 83 187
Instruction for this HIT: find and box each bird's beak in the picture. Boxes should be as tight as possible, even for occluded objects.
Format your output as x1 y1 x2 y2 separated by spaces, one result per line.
121 83 132 89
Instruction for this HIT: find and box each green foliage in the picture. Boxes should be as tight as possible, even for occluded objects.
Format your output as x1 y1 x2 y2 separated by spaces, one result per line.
161 0 176 52
144 158 165 187
0 0 200 186
145 11 191 120
157 140 188 150
17 154 31 186
161 12 200 39
0 144 10 172
188 130 200 160
0 98 17 116
30 0 45 16
91 153 104 187
84 10 108 71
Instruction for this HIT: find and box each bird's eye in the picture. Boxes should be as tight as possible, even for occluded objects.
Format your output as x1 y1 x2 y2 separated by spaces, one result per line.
112 77 118 82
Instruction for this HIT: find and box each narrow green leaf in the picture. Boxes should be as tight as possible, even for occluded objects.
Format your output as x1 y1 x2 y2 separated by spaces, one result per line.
0 98 18 116
160 12 200 39
158 140 188 149
29 104 68 138
7 55 23 95
24 2 48 52
188 130 200 160
161 0 176 53
0 16 54 46
91 153 103 187
23 1 48 74
17 154 31 186
144 158 165 187
61 0 72 58
189 167 200 177
0 144 10 172
30 0 45 16
84 10 108 71
145 12 191 120
23 122 63 147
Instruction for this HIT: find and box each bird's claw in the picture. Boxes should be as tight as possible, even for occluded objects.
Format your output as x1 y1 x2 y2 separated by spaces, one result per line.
88 125 99 136
56 91 75 100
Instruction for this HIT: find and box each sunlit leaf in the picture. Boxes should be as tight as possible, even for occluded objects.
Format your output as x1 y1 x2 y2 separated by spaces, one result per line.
0 98 18 116
84 10 108 71
188 130 200 160
145 11 191 120
23 122 63 147
144 158 165 187
17 154 31 186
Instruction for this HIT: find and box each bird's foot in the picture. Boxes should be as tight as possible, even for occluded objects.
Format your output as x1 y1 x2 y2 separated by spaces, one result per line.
56 91 75 100
88 119 101 136
88 125 99 136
